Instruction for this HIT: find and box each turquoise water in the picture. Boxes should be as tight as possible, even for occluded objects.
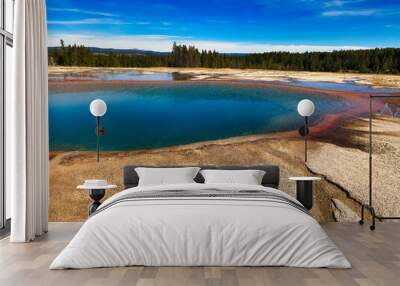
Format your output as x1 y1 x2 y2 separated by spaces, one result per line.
49 83 352 151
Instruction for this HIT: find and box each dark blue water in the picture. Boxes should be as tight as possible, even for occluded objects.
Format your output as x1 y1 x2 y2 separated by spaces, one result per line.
49 83 352 151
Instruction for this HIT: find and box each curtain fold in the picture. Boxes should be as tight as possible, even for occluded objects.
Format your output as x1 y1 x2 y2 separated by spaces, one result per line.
9 0 49 242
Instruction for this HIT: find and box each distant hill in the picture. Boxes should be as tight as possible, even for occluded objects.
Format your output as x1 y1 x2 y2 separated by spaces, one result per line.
48 43 400 74
48 46 250 57
48 46 169 56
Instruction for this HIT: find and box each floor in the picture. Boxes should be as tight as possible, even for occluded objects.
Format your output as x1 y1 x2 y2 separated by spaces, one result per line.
0 222 399 286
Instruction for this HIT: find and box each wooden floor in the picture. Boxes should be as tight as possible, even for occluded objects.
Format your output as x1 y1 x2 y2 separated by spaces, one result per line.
0 222 399 286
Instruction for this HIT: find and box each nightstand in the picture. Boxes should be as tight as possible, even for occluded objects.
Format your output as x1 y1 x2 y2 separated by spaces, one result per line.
77 180 117 215
289 177 321 210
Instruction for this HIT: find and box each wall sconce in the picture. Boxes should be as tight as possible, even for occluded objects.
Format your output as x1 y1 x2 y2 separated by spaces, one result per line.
297 99 315 162
90 99 107 162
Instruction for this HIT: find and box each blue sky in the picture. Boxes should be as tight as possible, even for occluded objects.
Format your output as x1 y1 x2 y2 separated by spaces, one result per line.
47 0 400 52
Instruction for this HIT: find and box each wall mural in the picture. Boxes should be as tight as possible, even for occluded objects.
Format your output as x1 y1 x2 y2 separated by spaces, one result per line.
47 0 400 222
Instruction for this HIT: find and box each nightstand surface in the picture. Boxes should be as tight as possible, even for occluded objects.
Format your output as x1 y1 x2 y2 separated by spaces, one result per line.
289 176 321 181
77 184 117 190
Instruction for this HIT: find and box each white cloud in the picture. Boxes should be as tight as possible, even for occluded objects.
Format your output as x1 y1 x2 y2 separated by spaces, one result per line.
48 18 143 25
206 19 231 24
385 24 400 29
47 33 369 53
324 0 365 8
151 3 176 10
48 7 115 17
324 0 346 7
322 9 378 16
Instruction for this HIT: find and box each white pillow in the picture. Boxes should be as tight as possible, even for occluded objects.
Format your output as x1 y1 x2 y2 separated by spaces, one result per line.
135 167 200 186
200 169 266 185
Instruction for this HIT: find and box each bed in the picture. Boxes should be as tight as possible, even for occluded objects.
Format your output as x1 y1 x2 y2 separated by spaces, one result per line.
50 165 350 269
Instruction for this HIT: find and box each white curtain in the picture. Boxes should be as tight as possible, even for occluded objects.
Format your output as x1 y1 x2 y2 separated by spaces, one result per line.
8 0 49 242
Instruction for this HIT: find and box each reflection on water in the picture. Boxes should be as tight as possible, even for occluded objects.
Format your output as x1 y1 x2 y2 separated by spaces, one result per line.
48 71 179 81
49 70 400 93
286 80 400 93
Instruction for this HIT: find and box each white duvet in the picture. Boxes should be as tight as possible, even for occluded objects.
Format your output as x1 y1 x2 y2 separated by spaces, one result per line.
50 183 351 269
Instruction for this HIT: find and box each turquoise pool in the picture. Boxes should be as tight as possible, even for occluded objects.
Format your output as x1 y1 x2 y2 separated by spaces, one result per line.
49 82 352 151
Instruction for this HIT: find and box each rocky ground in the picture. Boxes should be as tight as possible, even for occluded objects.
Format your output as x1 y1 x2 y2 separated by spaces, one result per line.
308 116 400 219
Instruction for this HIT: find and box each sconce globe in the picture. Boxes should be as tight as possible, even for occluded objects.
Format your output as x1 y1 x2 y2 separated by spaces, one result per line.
297 99 315 117
90 99 107 117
